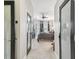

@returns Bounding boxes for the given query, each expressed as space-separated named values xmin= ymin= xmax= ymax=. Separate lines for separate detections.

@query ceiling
xmin=30 ymin=0 xmax=57 ymax=20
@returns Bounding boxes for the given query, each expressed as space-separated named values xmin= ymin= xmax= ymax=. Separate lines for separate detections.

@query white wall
xmin=14 ymin=0 xmax=20 ymax=59
xmin=20 ymin=0 xmax=33 ymax=59
xmin=54 ymin=0 xmax=64 ymax=59
xmin=43 ymin=20 xmax=54 ymax=32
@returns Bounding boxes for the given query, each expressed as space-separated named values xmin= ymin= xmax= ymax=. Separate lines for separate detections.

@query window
xmin=48 ymin=21 xmax=50 ymax=31
xmin=40 ymin=21 xmax=43 ymax=32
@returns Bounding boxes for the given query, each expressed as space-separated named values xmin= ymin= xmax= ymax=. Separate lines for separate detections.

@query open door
xmin=59 ymin=0 xmax=75 ymax=59
xmin=4 ymin=1 xmax=15 ymax=59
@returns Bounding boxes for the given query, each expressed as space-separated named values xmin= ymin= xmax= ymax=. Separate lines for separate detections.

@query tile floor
xmin=27 ymin=39 xmax=56 ymax=59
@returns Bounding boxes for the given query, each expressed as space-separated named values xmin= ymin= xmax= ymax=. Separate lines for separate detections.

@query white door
xmin=4 ymin=5 xmax=11 ymax=59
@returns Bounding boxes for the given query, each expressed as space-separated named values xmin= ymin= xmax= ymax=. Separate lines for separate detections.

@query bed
xmin=37 ymin=31 xmax=54 ymax=42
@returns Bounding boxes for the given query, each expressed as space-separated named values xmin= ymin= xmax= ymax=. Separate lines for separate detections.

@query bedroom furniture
xmin=37 ymin=31 xmax=54 ymax=42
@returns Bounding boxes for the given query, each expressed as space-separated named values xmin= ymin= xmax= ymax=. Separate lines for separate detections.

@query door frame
xmin=4 ymin=1 xmax=15 ymax=59
xmin=59 ymin=0 xmax=75 ymax=59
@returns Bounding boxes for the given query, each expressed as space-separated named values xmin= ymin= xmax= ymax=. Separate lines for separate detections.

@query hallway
xmin=27 ymin=39 xmax=56 ymax=59
xmin=4 ymin=0 xmax=75 ymax=59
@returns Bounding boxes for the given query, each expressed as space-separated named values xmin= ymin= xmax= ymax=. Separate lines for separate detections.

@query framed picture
xmin=27 ymin=13 xmax=32 ymax=55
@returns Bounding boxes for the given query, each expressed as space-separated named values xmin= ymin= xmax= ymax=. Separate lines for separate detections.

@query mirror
xmin=27 ymin=13 xmax=32 ymax=55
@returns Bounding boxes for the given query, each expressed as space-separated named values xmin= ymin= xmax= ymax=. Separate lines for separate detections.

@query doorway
xmin=59 ymin=0 xmax=75 ymax=59
xmin=4 ymin=1 xmax=15 ymax=59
